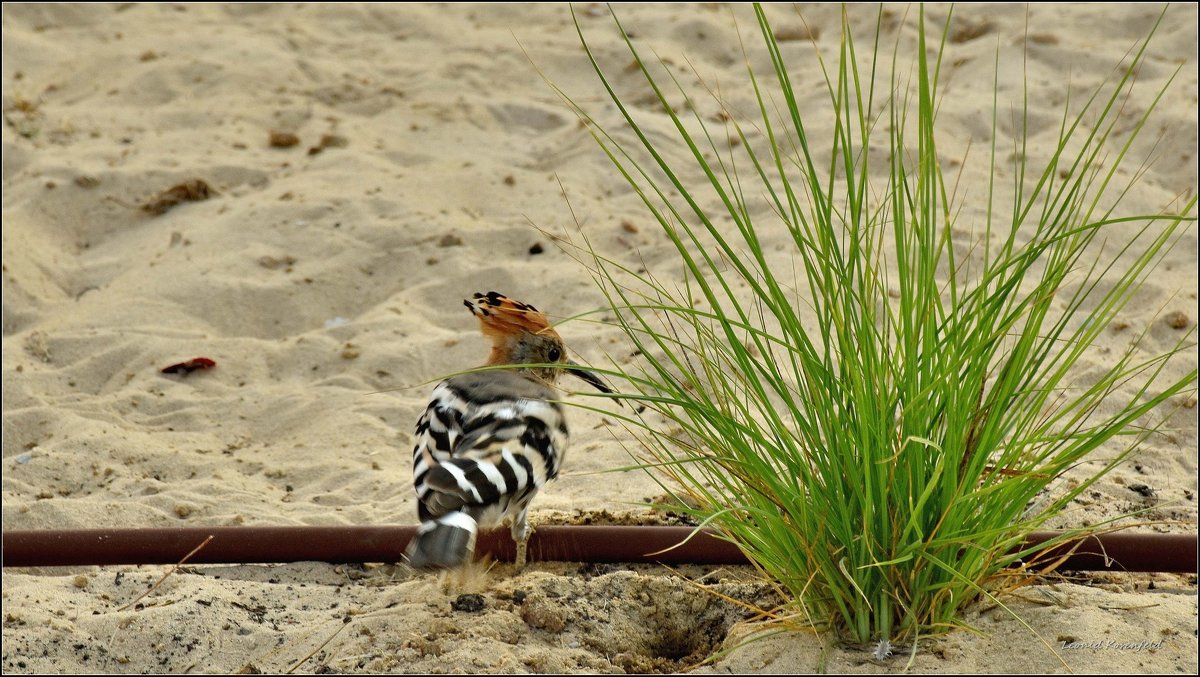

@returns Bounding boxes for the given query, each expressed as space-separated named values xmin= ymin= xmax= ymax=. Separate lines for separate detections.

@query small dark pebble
xmin=140 ymin=179 xmax=214 ymax=215
xmin=1165 ymin=311 xmax=1190 ymax=329
xmin=320 ymin=133 xmax=348 ymax=148
xmin=664 ymin=510 xmax=699 ymax=526
xmin=1129 ymin=483 xmax=1156 ymax=498
xmin=307 ymin=134 xmax=349 ymax=156
xmin=577 ymin=562 xmax=616 ymax=579
xmin=452 ymin=593 xmax=486 ymax=613
xmin=269 ymin=130 xmax=300 ymax=148
xmin=529 ymin=242 xmax=544 ymax=255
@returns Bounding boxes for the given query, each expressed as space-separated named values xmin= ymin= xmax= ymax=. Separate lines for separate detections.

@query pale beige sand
xmin=2 ymin=3 xmax=1195 ymax=674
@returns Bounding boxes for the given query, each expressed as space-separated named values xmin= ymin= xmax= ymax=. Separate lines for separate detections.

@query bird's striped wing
xmin=414 ymin=381 xmax=565 ymax=520
xmin=407 ymin=374 xmax=569 ymax=569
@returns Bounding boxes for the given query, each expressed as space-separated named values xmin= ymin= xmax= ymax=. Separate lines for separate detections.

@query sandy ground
xmin=2 ymin=3 xmax=1196 ymax=674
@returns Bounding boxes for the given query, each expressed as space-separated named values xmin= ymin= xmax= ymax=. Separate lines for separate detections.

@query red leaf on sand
xmin=161 ymin=357 xmax=217 ymax=376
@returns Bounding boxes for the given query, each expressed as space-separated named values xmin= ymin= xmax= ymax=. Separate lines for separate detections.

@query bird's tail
xmin=405 ymin=511 xmax=478 ymax=569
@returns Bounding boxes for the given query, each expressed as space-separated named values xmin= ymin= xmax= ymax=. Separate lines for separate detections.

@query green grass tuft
xmin=553 ymin=4 xmax=1196 ymax=647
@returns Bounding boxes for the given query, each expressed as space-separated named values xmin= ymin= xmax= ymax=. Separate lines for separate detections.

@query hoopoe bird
xmin=405 ymin=291 xmax=614 ymax=569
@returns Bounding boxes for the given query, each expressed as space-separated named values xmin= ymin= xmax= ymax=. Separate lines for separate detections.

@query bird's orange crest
xmin=463 ymin=291 xmax=560 ymax=341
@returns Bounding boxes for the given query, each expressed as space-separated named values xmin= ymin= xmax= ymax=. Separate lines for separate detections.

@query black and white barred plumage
xmin=404 ymin=292 xmax=612 ymax=569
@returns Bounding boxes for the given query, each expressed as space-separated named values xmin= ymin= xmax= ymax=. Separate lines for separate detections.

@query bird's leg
xmin=511 ymin=504 xmax=532 ymax=568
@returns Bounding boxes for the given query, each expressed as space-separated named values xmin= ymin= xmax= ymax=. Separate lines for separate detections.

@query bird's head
xmin=464 ymin=291 xmax=613 ymax=395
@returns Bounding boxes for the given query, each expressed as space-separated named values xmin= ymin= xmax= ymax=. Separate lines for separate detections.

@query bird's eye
xmin=548 ymin=347 xmax=561 ymax=362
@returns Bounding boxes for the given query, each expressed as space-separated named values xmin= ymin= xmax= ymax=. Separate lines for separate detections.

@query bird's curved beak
xmin=566 ymin=361 xmax=615 ymax=396
xmin=567 ymin=362 xmax=641 ymax=413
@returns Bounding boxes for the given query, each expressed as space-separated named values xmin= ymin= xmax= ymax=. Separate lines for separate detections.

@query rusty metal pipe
xmin=1019 ymin=531 xmax=1196 ymax=573
xmin=2 ymin=526 xmax=1194 ymax=572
